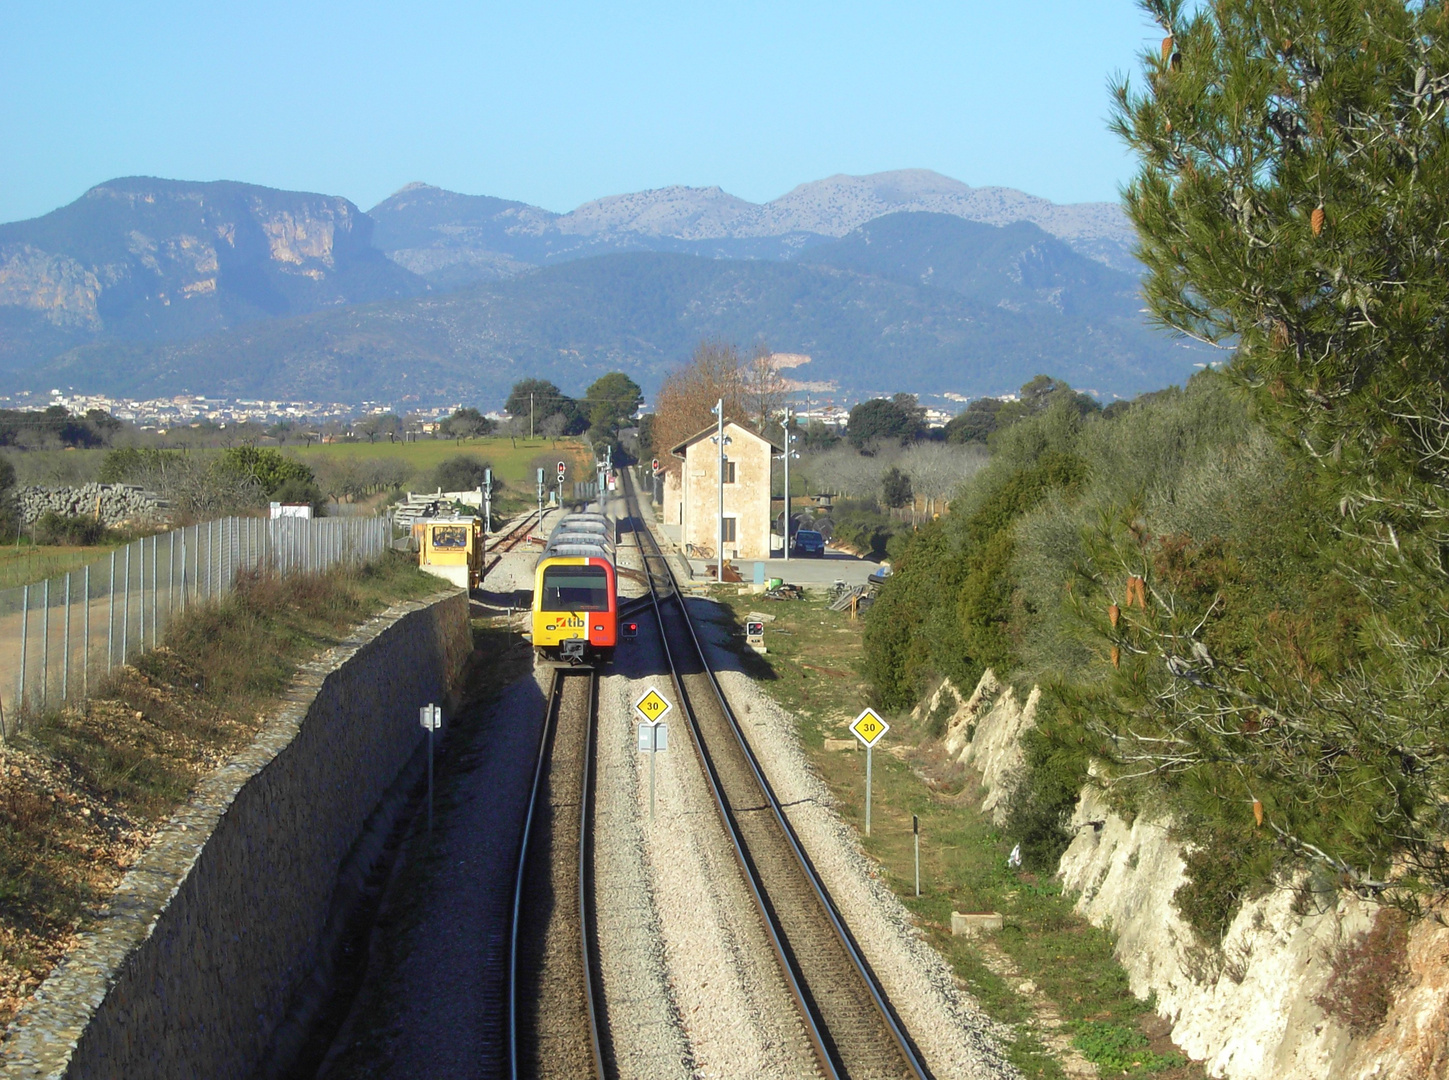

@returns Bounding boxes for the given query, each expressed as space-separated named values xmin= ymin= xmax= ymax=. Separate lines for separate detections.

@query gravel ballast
xmin=695 ymin=613 xmax=1018 ymax=1080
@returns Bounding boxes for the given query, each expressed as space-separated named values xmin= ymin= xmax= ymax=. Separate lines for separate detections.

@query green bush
xmin=32 ymin=512 xmax=110 ymax=547
xmin=1001 ymin=717 xmax=1092 ymax=871
xmin=433 ymin=455 xmax=492 ymax=493
xmin=214 ymin=447 xmax=315 ymax=496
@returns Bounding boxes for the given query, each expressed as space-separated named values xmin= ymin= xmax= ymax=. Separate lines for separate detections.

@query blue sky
xmin=0 ymin=1 xmax=1164 ymax=224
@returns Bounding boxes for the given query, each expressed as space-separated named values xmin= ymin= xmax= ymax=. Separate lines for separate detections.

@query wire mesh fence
xmin=0 ymin=514 xmax=391 ymax=737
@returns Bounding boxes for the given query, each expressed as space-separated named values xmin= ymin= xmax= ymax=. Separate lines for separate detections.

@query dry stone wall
xmin=0 ymin=590 xmax=471 ymax=1080
xmin=939 ymin=670 xmax=1449 ymax=1080
xmin=17 ymin=484 xmax=167 ymax=527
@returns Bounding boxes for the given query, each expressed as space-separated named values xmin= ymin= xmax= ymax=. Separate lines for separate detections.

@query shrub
xmin=1315 ymin=908 xmax=1410 ymax=1037
xmin=1171 ymin=822 xmax=1276 ymax=944
xmin=214 ymin=447 xmax=315 ymax=496
xmin=433 ymin=455 xmax=492 ymax=492
xmin=1001 ymin=719 xmax=1091 ymax=871
xmin=32 ymin=512 xmax=110 ymax=546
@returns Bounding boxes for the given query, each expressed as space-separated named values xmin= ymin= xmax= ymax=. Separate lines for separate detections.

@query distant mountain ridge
xmin=368 ymin=168 xmax=1140 ymax=287
xmin=17 ymin=211 xmax=1200 ymax=407
xmin=0 ymin=177 xmax=425 ymax=369
xmin=0 ymin=170 xmax=1169 ymax=406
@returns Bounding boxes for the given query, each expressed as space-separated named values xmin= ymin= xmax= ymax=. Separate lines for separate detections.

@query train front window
xmin=541 ymin=566 xmax=610 ymax=611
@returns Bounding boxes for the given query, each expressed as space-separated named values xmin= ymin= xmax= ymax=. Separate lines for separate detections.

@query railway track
xmin=620 ymin=473 xmax=931 ymax=1080
xmin=485 ymin=509 xmax=545 ymax=575
xmin=508 ymin=666 xmax=607 ymax=1080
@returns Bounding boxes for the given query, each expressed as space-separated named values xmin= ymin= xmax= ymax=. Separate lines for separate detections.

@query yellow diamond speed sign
xmin=851 ymin=708 xmax=889 ymax=748
xmin=634 ymin=688 xmax=672 ymax=723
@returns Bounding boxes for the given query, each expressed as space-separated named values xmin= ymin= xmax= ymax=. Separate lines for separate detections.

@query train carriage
xmin=532 ymin=512 xmax=618 ymax=664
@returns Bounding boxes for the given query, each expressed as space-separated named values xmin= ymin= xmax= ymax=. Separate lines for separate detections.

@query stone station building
xmin=664 ymin=420 xmax=781 ymax=561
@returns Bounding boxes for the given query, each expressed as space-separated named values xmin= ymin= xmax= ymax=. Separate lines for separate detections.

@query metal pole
xmin=151 ymin=533 xmax=157 ymax=645
xmin=865 ymin=745 xmax=873 ymax=838
xmin=121 ymin=545 xmax=130 ymax=664
xmin=138 ymin=535 xmax=145 ymax=648
xmin=649 ymin=734 xmax=657 ymax=822
xmin=41 ymin=578 xmax=48 ymax=709
xmin=63 ymin=572 xmax=70 ymax=702
xmin=19 ymin=585 xmax=27 ymax=715
xmin=914 ymin=814 xmax=920 ymax=896
xmin=716 ymin=398 xmax=724 ymax=583
xmin=180 ymin=529 xmax=187 ymax=614
xmin=83 ymin=565 xmax=90 ymax=699
xmin=169 ymin=531 xmax=175 ymax=619
xmin=783 ymin=407 xmax=791 ymax=563
xmin=107 ymin=551 xmax=115 ymax=671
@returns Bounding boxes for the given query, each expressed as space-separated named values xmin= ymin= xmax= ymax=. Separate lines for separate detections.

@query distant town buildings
xmin=0 ymin=390 xmax=462 ymax=430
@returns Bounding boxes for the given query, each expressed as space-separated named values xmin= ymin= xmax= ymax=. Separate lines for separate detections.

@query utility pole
xmin=712 ymin=398 xmax=725 ymax=583
xmin=530 ymin=393 xmax=534 ymax=440
xmin=783 ymin=406 xmax=791 ymax=563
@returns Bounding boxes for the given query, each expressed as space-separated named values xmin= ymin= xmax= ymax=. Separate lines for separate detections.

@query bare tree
xmin=900 ymin=442 xmax=987 ymax=516
xmin=540 ymin=412 xmax=567 ymax=444
xmin=652 ymin=340 xmax=749 ymax=476
xmin=742 ymin=345 xmax=789 ymax=435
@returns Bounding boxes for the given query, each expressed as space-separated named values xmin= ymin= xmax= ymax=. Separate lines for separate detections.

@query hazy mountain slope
xmin=21 ymin=220 xmax=1200 ymax=405
xmin=801 ymin=212 xmax=1136 ymax=316
xmin=366 ymin=169 xmax=1140 ymax=289
xmin=0 ymin=177 xmax=425 ymax=367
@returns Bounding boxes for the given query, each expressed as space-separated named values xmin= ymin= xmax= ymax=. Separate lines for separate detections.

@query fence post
xmin=138 ymin=536 xmax=145 ymax=649
xmin=41 ymin=578 xmax=49 ymax=710
xmin=180 ymin=529 xmax=187 ymax=614
xmin=107 ymin=551 xmax=115 ymax=672
xmin=121 ymin=545 xmax=130 ymax=665
xmin=151 ymin=533 xmax=158 ymax=647
xmin=169 ymin=530 xmax=175 ymax=620
xmin=19 ymin=585 xmax=28 ymax=718
xmin=63 ymin=571 xmax=70 ymax=703
xmin=83 ymin=565 xmax=90 ymax=699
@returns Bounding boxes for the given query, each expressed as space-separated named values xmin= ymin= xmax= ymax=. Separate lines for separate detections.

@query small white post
xmin=865 ymin=744 xmax=873 ymax=838
xmin=914 ymin=814 xmax=920 ymax=896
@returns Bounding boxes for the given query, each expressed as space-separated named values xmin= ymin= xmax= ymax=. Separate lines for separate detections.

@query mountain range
xmin=0 ymin=170 xmax=1195 ymax=406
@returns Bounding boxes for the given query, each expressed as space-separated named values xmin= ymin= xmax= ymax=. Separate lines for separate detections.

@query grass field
xmin=0 ymin=542 xmax=124 ymax=592
xmin=288 ymin=437 xmax=596 ymax=490
xmin=2 ymin=437 xmax=598 ymax=493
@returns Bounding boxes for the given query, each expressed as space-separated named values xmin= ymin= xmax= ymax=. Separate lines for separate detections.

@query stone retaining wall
xmin=17 ymin=484 xmax=167 ymax=527
xmin=0 ymin=589 xmax=471 ymax=1080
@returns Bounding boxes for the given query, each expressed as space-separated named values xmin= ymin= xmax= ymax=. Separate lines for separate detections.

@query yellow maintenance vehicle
xmin=415 ymin=515 xmax=485 ymax=590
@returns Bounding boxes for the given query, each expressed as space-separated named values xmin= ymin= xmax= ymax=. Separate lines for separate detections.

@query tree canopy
xmin=847 ymin=397 xmax=923 ymax=449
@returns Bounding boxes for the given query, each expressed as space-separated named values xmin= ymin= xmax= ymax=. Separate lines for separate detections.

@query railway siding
xmin=1 ymin=591 xmax=471 ymax=1080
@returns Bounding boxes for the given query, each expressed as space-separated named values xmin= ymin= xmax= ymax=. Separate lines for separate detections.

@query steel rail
xmin=623 ymin=470 xmax=931 ymax=1080
xmin=508 ymin=666 xmax=606 ymax=1080
xmin=485 ymin=508 xmax=545 ymax=575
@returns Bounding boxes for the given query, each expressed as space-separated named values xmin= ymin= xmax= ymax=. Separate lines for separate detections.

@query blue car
xmin=792 ymin=529 xmax=826 ymax=557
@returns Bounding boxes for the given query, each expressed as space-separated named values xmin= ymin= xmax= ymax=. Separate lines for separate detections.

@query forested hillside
xmin=863 ymin=0 xmax=1449 ymax=953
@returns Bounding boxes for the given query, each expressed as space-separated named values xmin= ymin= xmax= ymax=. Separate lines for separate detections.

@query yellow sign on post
xmin=851 ymin=708 xmax=889 ymax=748
xmin=851 ymin=707 xmax=889 ymax=837
xmin=635 ymin=688 xmax=672 ymax=724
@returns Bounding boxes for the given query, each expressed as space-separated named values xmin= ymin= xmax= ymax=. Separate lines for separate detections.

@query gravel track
xmin=514 ymin=669 xmax=599 ymax=1079
xmin=706 ymin=658 xmax=1017 ymax=1080
xmin=625 ymin=474 xmax=1014 ymax=1080
xmin=619 ymin=607 xmax=824 ymax=1080
xmin=658 ymin=589 xmax=920 ymax=1080
xmin=592 ymin=668 xmax=695 ymax=1080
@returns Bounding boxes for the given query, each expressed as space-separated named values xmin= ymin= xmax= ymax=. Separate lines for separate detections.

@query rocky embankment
xmin=921 ymin=672 xmax=1449 ymax=1080
xmin=17 ymin=483 xmax=166 ymax=527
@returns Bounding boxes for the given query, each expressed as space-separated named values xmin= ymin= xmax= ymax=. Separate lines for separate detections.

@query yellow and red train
xmin=531 ymin=512 xmax=618 ymax=664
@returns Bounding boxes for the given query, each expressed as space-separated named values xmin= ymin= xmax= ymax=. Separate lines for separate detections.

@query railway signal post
xmin=635 ymin=688 xmax=673 ymax=821
xmin=851 ymin=708 xmax=890 ymax=836
xmin=536 ymin=468 xmax=545 ymax=528
xmin=482 ymin=469 xmax=492 ymax=537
